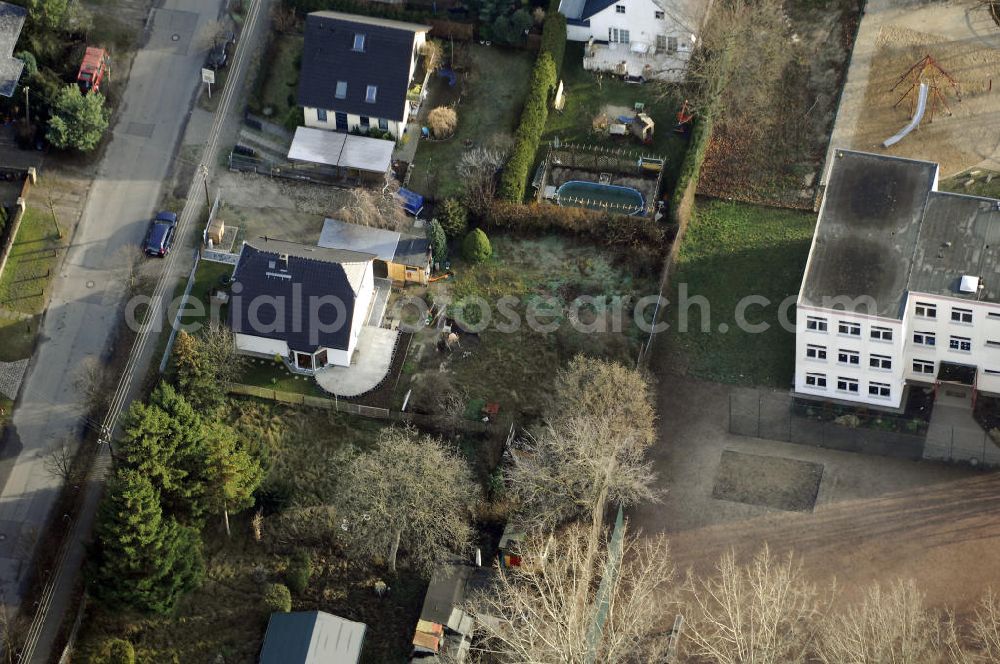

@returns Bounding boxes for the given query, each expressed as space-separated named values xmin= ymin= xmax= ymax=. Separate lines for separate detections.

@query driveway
xmin=0 ymin=1 xmax=224 ymax=612
xmin=632 ymin=374 xmax=1000 ymax=609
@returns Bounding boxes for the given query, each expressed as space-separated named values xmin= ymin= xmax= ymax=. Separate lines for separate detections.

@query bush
xmin=263 ymin=582 xmax=292 ymax=613
xmin=438 ymin=198 xmax=468 ymax=239
xmin=540 ymin=11 xmax=567 ymax=75
xmin=498 ymin=52 xmax=557 ymax=202
xmin=427 ymin=106 xmax=458 ymax=139
xmin=484 ymin=201 xmax=667 ymax=250
xmin=670 ymin=113 xmax=714 ymax=225
xmin=286 ymin=550 xmax=313 ymax=594
xmin=462 ymin=228 xmax=493 ymax=263
xmin=98 ymin=639 xmax=135 ymax=664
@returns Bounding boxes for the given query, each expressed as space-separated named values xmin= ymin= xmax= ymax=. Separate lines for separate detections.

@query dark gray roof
xmin=260 ymin=611 xmax=366 ymax=664
xmin=799 ymin=150 xmax=937 ymax=318
xmin=0 ymin=2 xmax=26 ymax=98
xmin=298 ymin=11 xmax=428 ymax=122
xmin=801 ymin=150 xmax=1000 ymax=318
xmin=229 ymin=238 xmax=375 ymax=353
xmin=394 ymin=235 xmax=430 ymax=268
xmin=420 ymin=562 xmax=494 ymax=632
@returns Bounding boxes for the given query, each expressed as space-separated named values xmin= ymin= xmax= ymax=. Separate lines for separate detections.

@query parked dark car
xmin=206 ymin=31 xmax=236 ymax=70
xmin=144 ymin=211 xmax=178 ymax=257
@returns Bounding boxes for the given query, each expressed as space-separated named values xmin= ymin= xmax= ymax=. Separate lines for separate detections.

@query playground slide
xmin=883 ymin=83 xmax=929 ymax=148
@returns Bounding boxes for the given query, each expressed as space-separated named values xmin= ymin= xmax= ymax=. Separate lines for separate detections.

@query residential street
xmin=0 ymin=0 xmax=222 ymax=616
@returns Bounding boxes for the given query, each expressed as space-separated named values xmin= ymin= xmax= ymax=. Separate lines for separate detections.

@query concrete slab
xmin=315 ymin=326 xmax=399 ymax=397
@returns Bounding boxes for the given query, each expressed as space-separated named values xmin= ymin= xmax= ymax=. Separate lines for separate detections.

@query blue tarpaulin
xmin=397 ymin=188 xmax=424 ymax=216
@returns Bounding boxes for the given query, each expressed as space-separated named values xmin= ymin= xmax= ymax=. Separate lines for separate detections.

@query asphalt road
xmin=0 ymin=0 xmax=223 ymax=614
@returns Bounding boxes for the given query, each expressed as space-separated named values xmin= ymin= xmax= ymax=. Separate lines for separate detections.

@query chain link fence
xmin=729 ymin=388 xmax=1000 ymax=467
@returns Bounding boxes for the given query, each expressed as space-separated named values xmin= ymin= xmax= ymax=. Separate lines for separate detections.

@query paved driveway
xmin=0 ymin=1 xmax=222 ymax=611
xmin=632 ymin=374 xmax=1000 ymax=609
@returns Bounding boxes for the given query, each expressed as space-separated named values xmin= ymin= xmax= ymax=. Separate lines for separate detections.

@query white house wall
xmin=304 ymin=107 xmax=404 ymax=138
xmin=569 ymin=0 xmax=695 ymax=54
xmin=794 ymin=307 xmax=906 ymax=409
xmin=235 ymin=333 xmax=289 ymax=359
xmin=346 ymin=261 xmax=376 ymax=358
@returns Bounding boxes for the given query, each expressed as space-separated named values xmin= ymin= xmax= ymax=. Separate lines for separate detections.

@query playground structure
xmin=890 ymin=54 xmax=960 ymax=124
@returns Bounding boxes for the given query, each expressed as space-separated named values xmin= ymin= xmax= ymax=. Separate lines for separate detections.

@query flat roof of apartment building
xmin=800 ymin=149 xmax=1000 ymax=318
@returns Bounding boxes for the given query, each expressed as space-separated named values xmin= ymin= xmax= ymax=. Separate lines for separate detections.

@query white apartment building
xmin=794 ymin=149 xmax=1000 ymax=412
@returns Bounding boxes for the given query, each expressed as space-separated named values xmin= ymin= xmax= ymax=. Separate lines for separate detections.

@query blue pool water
xmin=556 ymin=180 xmax=645 ymax=216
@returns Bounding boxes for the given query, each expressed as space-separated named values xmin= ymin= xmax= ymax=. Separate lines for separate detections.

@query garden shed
xmin=318 ymin=217 xmax=431 ymax=285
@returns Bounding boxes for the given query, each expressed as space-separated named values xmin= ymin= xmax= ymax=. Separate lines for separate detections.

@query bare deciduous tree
xmin=966 ymin=590 xmax=1000 ymax=662
xmin=75 ymin=356 xmax=111 ymax=418
xmin=335 ymin=427 xmax=479 ymax=573
xmin=507 ymin=356 xmax=658 ymax=536
xmin=43 ymin=437 xmax=77 ymax=482
xmin=336 ymin=188 xmax=409 ymax=231
xmin=682 ymin=546 xmax=824 ymax=664
xmin=816 ymin=580 xmax=952 ymax=664
xmin=467 ymin=522 xmax=674 ymax=663
xmin=457 ymin=141 xmax=510 ymax=215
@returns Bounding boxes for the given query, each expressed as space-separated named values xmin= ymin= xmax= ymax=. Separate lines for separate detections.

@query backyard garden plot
xmin=665 ymin=199 xmax=815 ymax=387
xmin=250 ymin=33 xmax=304 ymax=127
xmin=697 ymin=0 xmax=859 ymax=208
xmin=398 ymin=234 xmax=660 ymax=423
xmin=408 ymin=45 xmax=535 ymax=200
xmin=540 ymin=43 xmax=688 ymax=191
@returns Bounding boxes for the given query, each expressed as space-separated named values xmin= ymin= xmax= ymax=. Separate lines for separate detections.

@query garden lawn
xmin=401 ymin=234 xmax=660 ymax=422
xmin=0 ymin=206 xmax=63 ymax=316
xmin=541 ymin=43 xmax=689 ymax=190
xmin=236 ymin=358 xmax=327 ymax=397
xmin=666 ymin=199 xmax=815 ymax=387
xmin=408 ymin=45 xmax=535 ymax=199
xmin=252 ymin=34 xmax=303 ymax=122
xmin=175 ymin=259 xmax=235 ymax=330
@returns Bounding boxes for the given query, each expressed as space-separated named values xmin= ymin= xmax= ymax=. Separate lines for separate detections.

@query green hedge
xmin=540 ymin=12 xmax=567 ymax=75
xmin=485 ymin=201 xmax=667 ymax=249
xmin=498 ymin=52 xmax=557 ymax=202
xmin=669 ymin=113 xmax=713 ymax=225
xmin=283 ymin=0 xmax=446 ymax=23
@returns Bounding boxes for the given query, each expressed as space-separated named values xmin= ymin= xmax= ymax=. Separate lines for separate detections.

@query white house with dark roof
xmin=297 ymin=11 xmax=429 ymax=138
xmin=0 ymin=2 xmax=26 ymax=97
xmin=795 ymin=149 xmax=1000 ymax=413
xmin=558 ymin=0 xmax=707 ymax=81
xmin=228 ymin=237 xmax=376 ymax=372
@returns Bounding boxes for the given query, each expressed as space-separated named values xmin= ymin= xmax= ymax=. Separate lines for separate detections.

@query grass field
xmin=408 ymin=45 xmax=535 ymax=199
xmin=401 ymin=234 xmax=660 ymax=422
xmin=252 ymin=34 xmax=303 ymax=123
xmin=175 ymin=259 xmax=234 ymax=330
xmin=0 ymin=206 xmax=63 ymax=316
xmin=541 ymin=43 xmax=689 ymax=190
xmin=666 ymin=199 xmax=815 ymax=387
xmin=237 ymin=358 xmax=326 ymax=397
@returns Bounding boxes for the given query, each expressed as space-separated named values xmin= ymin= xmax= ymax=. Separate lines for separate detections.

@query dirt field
xmin=697 ymin=0 xmax=860 ymax=207
xmin=824 ymin=0 xmax=1000 ymax=181
xmin=633 ymin=373 xmax=1000 ymax=610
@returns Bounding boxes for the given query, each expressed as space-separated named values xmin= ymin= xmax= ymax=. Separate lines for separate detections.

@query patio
xmin=582 ymin=42 xmax=690 ymax=82
xmin=314 ymin=326 xmax=400 ymax=397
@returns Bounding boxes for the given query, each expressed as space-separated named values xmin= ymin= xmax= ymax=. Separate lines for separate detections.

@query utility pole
xmin=201 ymin=164 xmax=211 ymax=209
xmin=23 ymin=86 xmax=29 ymax=124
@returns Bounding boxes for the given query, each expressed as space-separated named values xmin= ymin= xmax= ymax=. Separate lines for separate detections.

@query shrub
xmin=427 ymin=106 xmax=458 ymax=139
xmin=438 ymin=198 xmax=468 ymax=239
xmin=484 ymin=201 xmax=667 ymax=250
xmin=100 ymin=639 xmax=135 ymax=664
xmin=540 ymin=11 xmax=567 ymax=75
xmin=46 ymin=85 xmax=109 ymax=152
xmin=427 ymin=219 xmax=448 ymax=265
xmin=286 ymin=550 xmax=313 ymax=594
xmin=263 ymin=582 xmax=292 ymax=613
xmin=669 ymin=113 xmax=714 ymax=225
xmin=462 ymin=228 xmax=493 ymax=263
xmin=498 ymin=52 xmax=557 ymax=202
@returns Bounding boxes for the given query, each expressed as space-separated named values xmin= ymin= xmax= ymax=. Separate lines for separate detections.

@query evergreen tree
xmin=203 ymin=421 xmax=263 ymax=536
xmin=462 ymin=228 xmax=493 ymax=263
xmin=173 ymin=330 xmax=219 ymax=412
xmin=427 ymin=220 xmax=448 ymax=266
xmin=46 ymin=85 xmax=109 ymax=152
xmin=438 ymin=198 xmax=469 ymax=239
xmin=91 ymin=469 xmax=204 ymax=614
xmin=117 ymin=382 xmax=208 ymax=521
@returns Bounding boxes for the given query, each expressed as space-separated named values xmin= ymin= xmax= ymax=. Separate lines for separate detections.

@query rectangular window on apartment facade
xmin=868 ymin=382 xmax=891 ymax=398
xmin=837 ymin=377 xmax=859 ymax=393
xmin=806 ymin=344 xmax=827 ymax=360
xmin=838 ymin=350 xmax=860 ymax=365
xmin=949 ymin=336 xmax=972 ymax=352
xmin=913 ymin=359 xmax=935 ymax=374
xmin=870 ymin=326 xmax=893 ymax=341
xmin=838 ymin=321 xmax=861 ymax=336
xmin=951 ymin=308 xmax=973 ymax=323
xmin=869 ymin=354 xmax=892 ymax=370
xmin=985 ymin=368 xmax=1000 ymax=376
xmin=805 ymin=373 xmax=827 ymax=388
xmin=806 ymin=316 xmax=828 ymax=332
xmin=913 ymin=332 xmax=936 ymax=346
xmin=915 ymin=302 xmax=937 ymax=318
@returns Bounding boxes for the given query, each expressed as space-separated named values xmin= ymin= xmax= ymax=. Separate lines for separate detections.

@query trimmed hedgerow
xmin=669 ymin=113 xmax=713 ymax=225
xmin=498 ymin=52 xmax=557 ymax=203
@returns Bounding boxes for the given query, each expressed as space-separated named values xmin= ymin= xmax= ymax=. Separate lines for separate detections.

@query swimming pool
xmin=556 ymin=180 xmax=645 ymax=216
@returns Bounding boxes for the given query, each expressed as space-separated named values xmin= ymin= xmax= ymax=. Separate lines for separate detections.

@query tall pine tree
xmin=203 ymin=421 xmax=263 ymax=536
xmin=90 ymin=469 xmax=204 ymax=614
xmin=117 ymin=382 xmax=209 ymax=521
xmin=172 ymin=330 xmax=220 ymax=412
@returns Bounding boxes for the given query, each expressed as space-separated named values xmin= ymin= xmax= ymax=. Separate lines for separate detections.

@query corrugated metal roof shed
xmin=288 ymin=127 xmax=394 ymax=175
xmin=260 ymin=611 xmax=367 ymax=664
